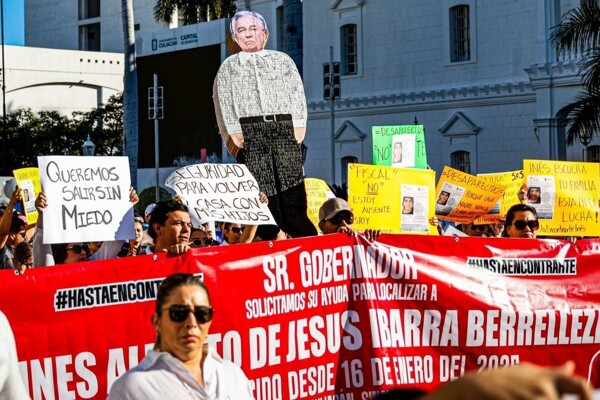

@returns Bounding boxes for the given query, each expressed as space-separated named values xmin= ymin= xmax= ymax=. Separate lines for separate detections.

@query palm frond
xmin=556 ymin=90 xmax=600 ymax=145
xmin=154 ymin=0 xmax=179 ymax=24
xmin=550 ymin=0 xmax=600 ymax=53
xmin=580 ymin=48 xmax=600 ymax=92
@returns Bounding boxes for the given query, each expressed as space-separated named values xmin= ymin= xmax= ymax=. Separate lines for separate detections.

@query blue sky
xmin=1 ymin=0 xmax=24 ymax=45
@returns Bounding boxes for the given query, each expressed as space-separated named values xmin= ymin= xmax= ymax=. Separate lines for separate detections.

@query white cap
xmin=144 ymin=203 xmax=156 ymax=217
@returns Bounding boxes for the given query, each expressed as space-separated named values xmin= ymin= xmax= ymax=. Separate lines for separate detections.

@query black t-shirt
xmin=0 ymin=245 xmax=15 ymax=270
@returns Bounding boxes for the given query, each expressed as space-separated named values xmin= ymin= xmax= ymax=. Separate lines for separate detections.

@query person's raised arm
xmin=0 ymin=187 xmax=22 ymax=250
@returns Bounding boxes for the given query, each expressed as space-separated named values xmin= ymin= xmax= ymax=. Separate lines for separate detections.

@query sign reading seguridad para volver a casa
xmin=2 ymin=235 xmax=600 ymax=399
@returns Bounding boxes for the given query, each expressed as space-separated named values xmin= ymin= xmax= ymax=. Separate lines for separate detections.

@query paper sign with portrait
xmin=473 ymin=170 xmax=524 ymax=224
xmin=305 ymin=178 xmax=335 ymax=229
xmin=524 ymin=159 xmax=600 ymax=237
xmin=372 ymin=125 xmax=427 ymax=169
xmin=13 ymin=167 xmax=41 ymax=226
xmin=165 ymin=163 xmax=276 ymax=227
xmin=348 ymin=163 xmax=437 ymax=234
xmin=434 ymin=166 xmax=505 ymax=224
xmin=38 ymin=156 xmax=135 ymax=244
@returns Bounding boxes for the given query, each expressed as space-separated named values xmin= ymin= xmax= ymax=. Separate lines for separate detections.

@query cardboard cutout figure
xmin=213 ymin=11 xmax=317 ymax=238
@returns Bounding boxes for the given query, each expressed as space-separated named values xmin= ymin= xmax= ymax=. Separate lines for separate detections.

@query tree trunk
xmin=121 ymin=0 xmax=139 ymax=188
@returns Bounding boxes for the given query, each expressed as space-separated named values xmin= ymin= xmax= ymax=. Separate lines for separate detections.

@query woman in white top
xmin=108 ymin=273 xmax=254 ymax=400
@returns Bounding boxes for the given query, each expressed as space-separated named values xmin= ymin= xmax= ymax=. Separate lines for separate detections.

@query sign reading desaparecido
xmin=38 ymin=156 xmax=135 ymax=244
xmin=165 ymin=163 xmax=276 ymax=227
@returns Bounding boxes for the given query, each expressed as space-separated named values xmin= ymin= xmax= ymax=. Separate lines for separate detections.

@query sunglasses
xmin=164 ymin=304 xmax=214 ymax=324
xmin=190 ymin=238 xmax=218 ymax=248
xmin=510 ymin=220 xmax=539 ymax=231
xmin=227 ymin=227 xmax=243 ymax=234
xmin=66 ymin=244 xmax=87 ymax=253
xmin=328 ymin=213 xmax=354 ymax=225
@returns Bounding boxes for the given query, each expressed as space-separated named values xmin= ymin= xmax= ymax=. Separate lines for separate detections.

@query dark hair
xmin=14 ymin=242 xmax=32 ymax=264
xmin=503 ymin=204 xmax=538 ymax=236
xmin=50 ymin=244 xmax=69 ymax=264
xmin=155 ymin=273 xmax=211 ymax=314
xmin=9 ymin=215 xmax=26 ymax=234
xmin=147 ymin=200 xmax=189 ymax=240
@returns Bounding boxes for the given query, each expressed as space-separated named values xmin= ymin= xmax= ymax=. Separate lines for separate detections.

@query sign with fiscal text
xmin=348 ymin=163 xmax=437 ymax=234
xmin=38 ymin=156 xmax=135 ymax=244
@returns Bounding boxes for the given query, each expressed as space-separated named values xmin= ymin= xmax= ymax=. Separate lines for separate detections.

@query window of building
xmin=451 ymin=151 xmax=471 ymax=173
xmin=79 ymin=23 xmax=101 ymax=51
xmin=341 ymin=155 xmax=358 ymax=184
xmin=587 ymin=145 xmax=600 ymax=162
xmin=277 ymin=6 xmax=285 ymax=51
xmin=79 ymin=0 xmax=100 ymax=20
xmin=340 ymin=24 xmax=357 ymax=75
xmin=134 ymin=23 xmax=141 ymax=31
xmin=450 ymin=5 xmax=470 ymax=62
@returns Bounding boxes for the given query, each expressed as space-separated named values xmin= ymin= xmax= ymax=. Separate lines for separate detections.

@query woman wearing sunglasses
xmin=109 ymin=273 xmax=253 ymax=399
xmin=503 ymin=204 xmax=539 ymax=239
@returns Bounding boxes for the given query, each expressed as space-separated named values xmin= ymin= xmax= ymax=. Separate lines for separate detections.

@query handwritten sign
xmin=38 ymin=156 xmax=134 ymax=244
xmin=435 ymin=166 xmax=505 ymax=224
xmin=524 ymin=159 xmax=600 ymax=237
xmin=474 ymin=170 xmax=524 ymax=224
xmin=372 ymin=125 xmax=427 ymax=169
xmin=305 ymin=178 xmax=335 ymax=229
xmin=13 ymin=167 xmax=41 ymax=226
xmin=348 ymin=163 xmax=437 ymax=234
xmin=165 ymin=163 xmax=276 ymax=227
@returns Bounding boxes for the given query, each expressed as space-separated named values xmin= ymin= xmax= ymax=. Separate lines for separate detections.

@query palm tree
xmin=121 ymin=0 xmax=139 ymax=188
xmin=154 ymin=0 xmax=235 ymax=25
xmin=551 ymin=0 xmax=600 ymax=146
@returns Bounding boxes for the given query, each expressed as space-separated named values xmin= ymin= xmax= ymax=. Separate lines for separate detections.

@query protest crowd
xmin=1 ymin=9 xmax=600 ymax=400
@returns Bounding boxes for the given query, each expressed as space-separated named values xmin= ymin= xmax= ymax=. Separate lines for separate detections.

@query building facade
xmin=238 ymin=0 xmax=598 ymax=186
xmin=25 ymin=0 xmax=172 ymax=53
xmin=1 ymin=45 xmax=123 ymax=115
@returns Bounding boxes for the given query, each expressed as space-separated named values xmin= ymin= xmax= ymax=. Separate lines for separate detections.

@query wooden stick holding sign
xmin=165 ymin=163 xmax=276 ymax=228
xmin=37 ymin=156 xmax=135 ymax=244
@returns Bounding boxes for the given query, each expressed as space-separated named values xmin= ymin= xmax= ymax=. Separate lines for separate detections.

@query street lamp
xmin=82 ymin=134 xmax=96 ymax=156
xmin=579 ymin=131 xmax=593 ymax=161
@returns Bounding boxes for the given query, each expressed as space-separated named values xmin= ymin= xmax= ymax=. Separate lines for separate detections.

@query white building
xmin=1 ymin=45 xmax=123 ymax=115
xmin=25 ymin=0 xmax=173 ymax=53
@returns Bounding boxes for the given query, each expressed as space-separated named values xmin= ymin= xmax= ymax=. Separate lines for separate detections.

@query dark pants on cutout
xmin=237 ymin=116 xmax=317 ymax=238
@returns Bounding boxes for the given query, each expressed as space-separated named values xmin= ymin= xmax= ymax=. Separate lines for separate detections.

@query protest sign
xmin=165 ymin=163 xmax=276 ymax=227
xmin=13 ymin=167 xmax=41 ymax=226
xmin=372 ymin=125 xmax=427 ymax=169
xmin=473 ymin=170 xmax=524 ymax=224
xmin=434 ymin=166 xmax=505 ymax=224
xmin=305 ymin=178 xmax=335 ymax=229
xmin=2 ymin=235 xmax=600 ymax=399
xmin=37 ymin=156 xmax=134 ymax=244
xmin=348 ymin=163 xmax=437 ymax=234
xmin=524 ymin=159 xmax=600 ymax=237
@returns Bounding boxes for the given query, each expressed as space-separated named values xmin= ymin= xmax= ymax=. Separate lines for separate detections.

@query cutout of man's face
xmin=233 ymin=15 xmax=267 ymax=53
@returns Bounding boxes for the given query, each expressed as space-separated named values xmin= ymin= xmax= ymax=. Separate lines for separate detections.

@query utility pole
xmin=1 ymin=0 xmax=6 ymax=176
xmin=323 ymin=46 xmax=340 ymax=184
xmin=148 ymin=74 xmax=164 ymax=202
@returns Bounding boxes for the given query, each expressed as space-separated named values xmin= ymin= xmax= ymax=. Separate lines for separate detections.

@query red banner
xmin=1 ymin=234 xmax=600 ymax=399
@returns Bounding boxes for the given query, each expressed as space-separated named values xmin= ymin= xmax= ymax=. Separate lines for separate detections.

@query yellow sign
xmin=348 ymin=163 xmax=437 ymax=235
xmin=523 ymin=159 xmax=600 ymax=237
xmin=434 ymin=166 xmax=505 ymax=224
xmin=13 ymin=167 xmax=41 ymax=226
xmin=304 ymin=178 xmax=335 ymax=230
xmin=474 ymin=170 xmax=524 ymax=224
